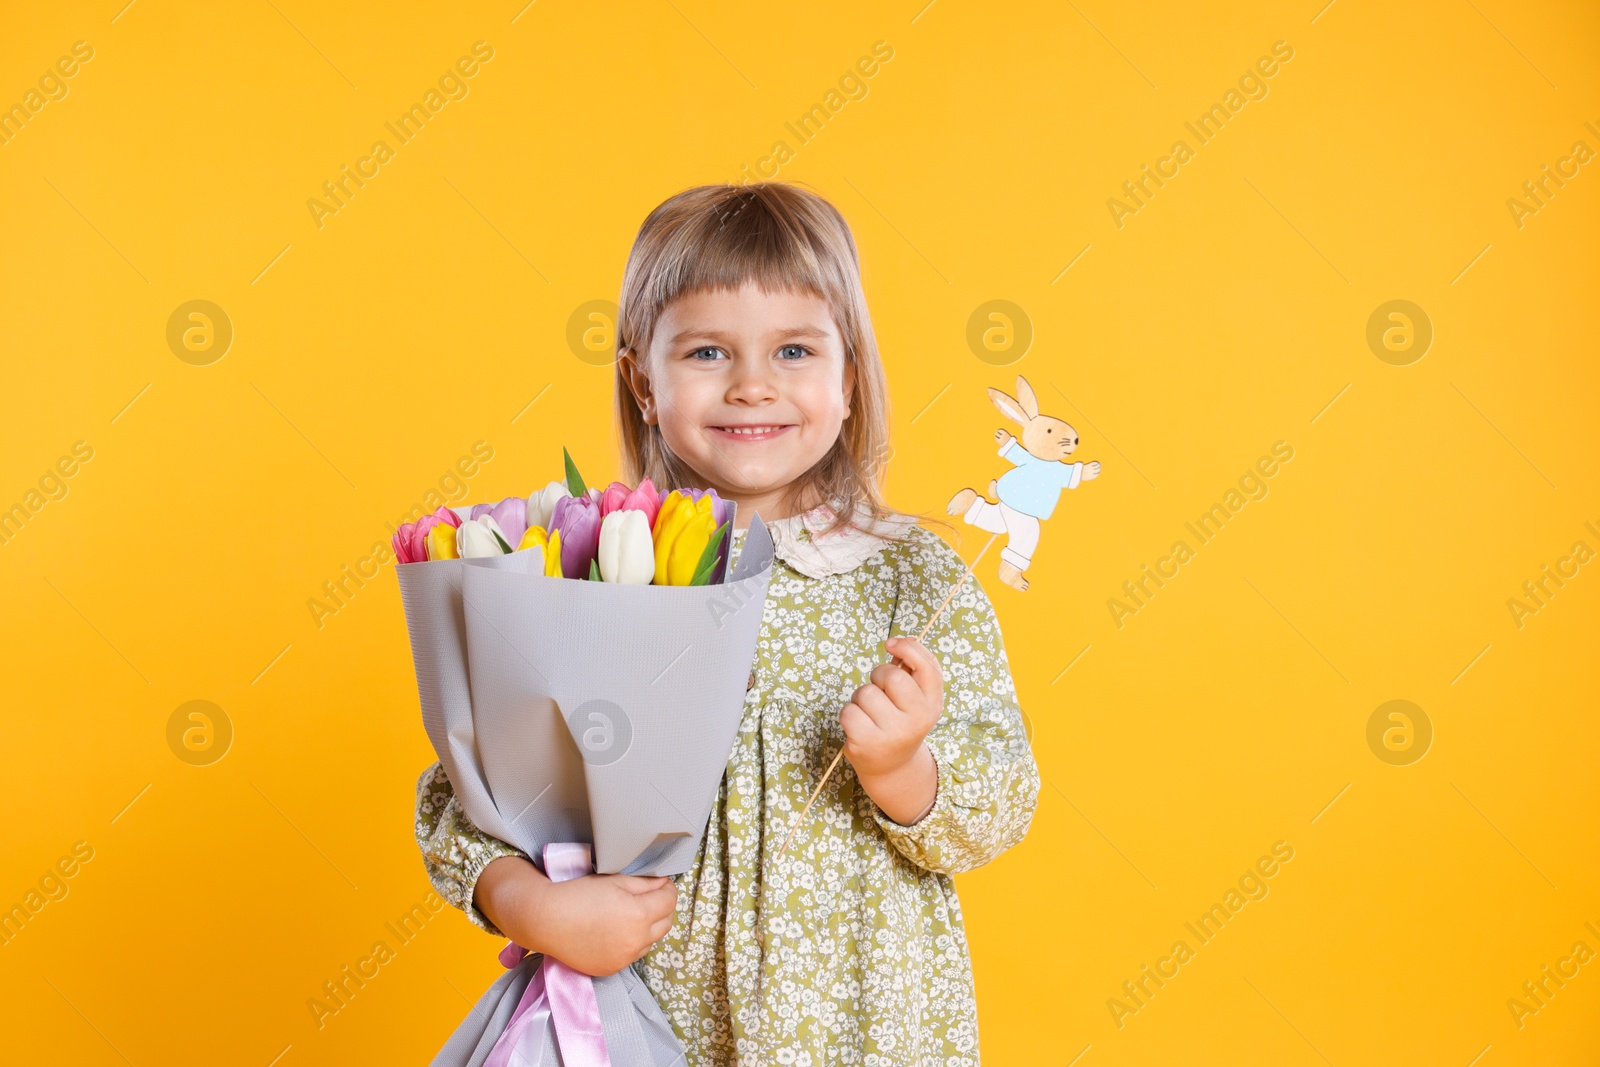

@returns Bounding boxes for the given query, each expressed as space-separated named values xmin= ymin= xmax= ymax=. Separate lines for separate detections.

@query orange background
xmin=1 ymin=1 xmax=1597 ymax=1064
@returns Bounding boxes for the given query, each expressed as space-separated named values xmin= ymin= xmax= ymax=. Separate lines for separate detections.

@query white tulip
xmin=527 ymin=480 xmax=570 ymax=534
xmin=597 ymin=509 xmax=655 ymax=584
xmin=458 ymin=515 xmax=513 ymax=558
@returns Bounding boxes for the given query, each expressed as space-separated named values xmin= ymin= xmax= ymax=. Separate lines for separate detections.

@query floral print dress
xmin=415 ymin=502 xmax=1040 ymax=1066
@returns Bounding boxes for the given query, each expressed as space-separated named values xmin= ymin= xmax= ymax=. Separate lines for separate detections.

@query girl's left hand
xmin=840 ymin=635 xmax=944 ymax=780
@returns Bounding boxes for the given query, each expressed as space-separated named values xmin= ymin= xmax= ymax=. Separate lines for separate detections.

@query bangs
xmin=620 ymin=185 xmax=859 ymax=359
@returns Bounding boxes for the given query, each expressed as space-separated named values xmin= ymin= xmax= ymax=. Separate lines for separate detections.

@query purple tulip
xmin=550 ymin=492 xmax=602 ymax=579
xmin=486 ymin=496 xmax=528 ymax=548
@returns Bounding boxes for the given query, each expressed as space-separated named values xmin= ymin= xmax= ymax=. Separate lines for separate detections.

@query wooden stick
xmin=775 ymin=532 xmax=1001 ymax=860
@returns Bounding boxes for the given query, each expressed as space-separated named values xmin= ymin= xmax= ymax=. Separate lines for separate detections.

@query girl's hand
xmin=840 ymin=636 xmax=944 ymax=823
xmin=476 ymin=857 xmax=677 ymax=977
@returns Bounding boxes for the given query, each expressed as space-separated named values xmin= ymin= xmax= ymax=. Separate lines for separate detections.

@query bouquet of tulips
xmin=394 ymin=451 xmax=775 ymax=1067
xmin=392 ymin=449 xmax=733 ymax=587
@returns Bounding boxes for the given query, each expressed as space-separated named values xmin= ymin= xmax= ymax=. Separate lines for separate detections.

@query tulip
xmin=598 ymin=481 xmax=630 ymax=518
xmin=426 ymin=523 xmax=460 ymax=560
xmin=393 ymin=525 xmax=420 ymax=564
xmin=516 ymin=524 xmax=549 ymax=573
xmin=527 ymin=480 xmax=570 ymax=534
xmin=597 ymin=509 xmax=655 ymax=584
xmin=457 ymin=514 xmax=513 ymax=558
xmin=497 ymin=497 xmax=529 ymax=546
xmin=651 ymin=491 xmax=690 ymax=582
xmin=627 ymin=478 xmax=663 ymax=528
xmin=543 ymin=528 xmax=564 ymax=578
xmin=652 ymin=490 xmax=720 ymax=586
xmin=476 ymin=496 xmax=528 ymax=548
xmin=681 ymin=487 xmax=729 ymax=583
xmin=394 ymin=506 xmax=463 ymax=563
xmin=550 ymin=492 xmax=602 ymax=580
xmin=600 ymin=479 xmax=662 ymax=527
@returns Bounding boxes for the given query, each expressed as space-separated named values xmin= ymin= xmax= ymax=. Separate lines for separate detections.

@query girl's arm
xmin=869 ymin=529 xmax=1042 ymax=875
xmin=415 ymin=762 xmax=527 ymax=935
xmin=415 ymin=762 xmax=678 ymax=975
xmin=473 ymin=855 xmax=677 ymax=976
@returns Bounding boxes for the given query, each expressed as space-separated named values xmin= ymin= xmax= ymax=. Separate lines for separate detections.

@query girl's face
xmin=622 ymin=282 xmax=855 ymax=522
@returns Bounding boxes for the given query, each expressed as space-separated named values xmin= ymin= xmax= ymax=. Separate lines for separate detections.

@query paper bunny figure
xmin=946 ymin=375 xmax=1100 ymax=591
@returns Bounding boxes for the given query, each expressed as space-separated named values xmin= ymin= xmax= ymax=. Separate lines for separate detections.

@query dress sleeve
xmin=868 ymin=528 xmax=1042 ymax=875
xmin=415 ymin=761 xmax=530 ymax=937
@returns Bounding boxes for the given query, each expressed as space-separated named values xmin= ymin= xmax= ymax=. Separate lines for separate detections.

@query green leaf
xmin=688 ymin=520 xmax=730 ymax=586
xmin=492 ymin=529 xmax=514 ymax=554
xmin=589 ymin=558 xmax=601 ymax=582
xmin=563 ymin=446 xmax=588 ymax=498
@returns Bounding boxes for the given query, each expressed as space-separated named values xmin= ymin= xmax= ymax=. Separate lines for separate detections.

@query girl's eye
xmin=688 ymin=347 xmax=725 ymax=361
xmin=777 ymin=344 xmax=811 ymax=360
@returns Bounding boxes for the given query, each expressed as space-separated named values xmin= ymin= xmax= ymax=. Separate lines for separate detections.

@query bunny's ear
xmin=1014 ymin=376 xmax=1039 ymax=418
xmin=988 ymin=387 xmax=1028 ymax=425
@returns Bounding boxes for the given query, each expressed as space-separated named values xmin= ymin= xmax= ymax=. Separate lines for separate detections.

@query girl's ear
xmin=619 ymin=349 xmax=658 ymax=425
xmin=841 ymin=359 xmax=856 ymax=419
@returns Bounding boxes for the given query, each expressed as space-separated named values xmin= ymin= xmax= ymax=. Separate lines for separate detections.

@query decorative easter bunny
xmin=947 ymin=375 xmax=1100 ymax=591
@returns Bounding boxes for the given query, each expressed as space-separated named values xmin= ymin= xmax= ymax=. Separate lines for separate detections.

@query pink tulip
xmin=392 ymin=522 xmax=418 ymax=563
xmin=621 ymin=478 xmax=661 ymax=528
xmin=414 ymin=507 xmax=464 ymax=562
xmin=394 ymin=506 xmax=462 ymax=564
xmin=550 ymin=492 xmax=602 ymax=579
xmin=598 ymin=478 xmax=661 ymax=529
xmin=598 ymin=481 xmax=630 ymax=518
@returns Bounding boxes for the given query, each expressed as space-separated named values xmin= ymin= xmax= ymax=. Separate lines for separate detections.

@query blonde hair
xmin=613 ymin=182 xmax=906 ymax=539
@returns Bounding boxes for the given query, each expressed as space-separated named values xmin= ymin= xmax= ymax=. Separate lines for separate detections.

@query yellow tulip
xmin=652 ymin=490 xmax=718 ymax=586
xmin=651 ymin=493 xmax=682 ymax=581
xmin=543 ymin=528 xmax=564 ymax=578
xmin=653 ymin=491 xmax=684 ymax=534
xmin=674 ymin=509 xmax=717 ymax=586
xmin=652 ymin=492 xmax=691 ymax=584
xmin=426 ymin=524 xmax=459 ymax=560
xmin=513 ymin=525 xmax=555 ymax=575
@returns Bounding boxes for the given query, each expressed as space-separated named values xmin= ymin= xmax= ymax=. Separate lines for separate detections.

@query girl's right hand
xmin=475 ymin=856 xmax=678 ymax=976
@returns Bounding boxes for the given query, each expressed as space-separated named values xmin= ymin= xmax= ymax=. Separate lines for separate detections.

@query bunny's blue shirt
xmin=997 ymin=438 xmax=1083 ymax=519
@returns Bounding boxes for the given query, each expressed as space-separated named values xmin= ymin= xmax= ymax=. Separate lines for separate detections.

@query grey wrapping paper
xmin=428 ymin=956 xmax=682 ymax=1067
xmin=401 ymin=507 xmax=773 ymax=1065
xmin=397 ymin=506 xmax=775 ymax=875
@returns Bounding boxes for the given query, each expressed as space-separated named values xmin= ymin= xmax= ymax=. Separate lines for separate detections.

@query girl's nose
xmin=726 ymin=355 xmax=778 ymax=403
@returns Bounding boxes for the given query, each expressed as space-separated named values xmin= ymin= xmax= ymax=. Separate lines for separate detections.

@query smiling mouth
xmin=709 ymin=424 xmax=793 ymax=440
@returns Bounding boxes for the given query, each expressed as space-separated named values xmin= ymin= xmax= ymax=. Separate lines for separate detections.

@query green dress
xmin=414 ymin=505 xmax=1040 ymax=1066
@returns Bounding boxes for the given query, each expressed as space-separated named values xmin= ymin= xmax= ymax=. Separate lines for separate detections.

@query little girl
xmin=415 ymin=182 xmax=1040 ymax=1066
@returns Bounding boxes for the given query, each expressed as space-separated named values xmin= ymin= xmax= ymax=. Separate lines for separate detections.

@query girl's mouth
xmin=708 ymin=424 xmax=794 ymax=442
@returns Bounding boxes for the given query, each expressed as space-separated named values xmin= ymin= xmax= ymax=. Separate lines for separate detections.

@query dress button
xmin=747 ymin=670 xmax=756 ymax=690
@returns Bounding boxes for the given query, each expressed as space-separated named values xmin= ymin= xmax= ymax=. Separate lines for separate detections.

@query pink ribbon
xmin=484 ymin=843 xmax=612 ymax=1067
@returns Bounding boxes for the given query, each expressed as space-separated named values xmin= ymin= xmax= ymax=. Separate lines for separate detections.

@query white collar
xmin=735 ymin=500 xmax=919 ymax=580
